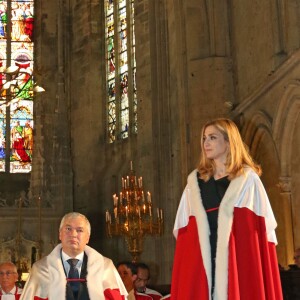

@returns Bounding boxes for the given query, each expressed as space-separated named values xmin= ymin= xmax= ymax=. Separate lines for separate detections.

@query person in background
xmin=0 ymin=262 xmax=22 ymax=299
xmin=288 ymin=247 xmax=300 ymax=270
xmin=117 ymin=262 xmax=151 ymax=300
xmin=294 ymin=248 xmax=300 ymax=268
xmin=20 ymin=212 xmax=127 ymax=300
xmin=134 ymin=263 xmax=162 ymax=300
xmin=117 ymin=261 xmax=137 ymax=300
xmin=171 ymin=118 xmax=283 ymax=300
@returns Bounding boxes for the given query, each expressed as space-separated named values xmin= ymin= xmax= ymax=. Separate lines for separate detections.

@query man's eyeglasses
xmin=0 ymin=271 xmax=17 ymax=277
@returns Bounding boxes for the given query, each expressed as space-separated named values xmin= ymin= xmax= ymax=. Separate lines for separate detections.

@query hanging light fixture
xmin=105 ymin=161 xmax=163 ymax=262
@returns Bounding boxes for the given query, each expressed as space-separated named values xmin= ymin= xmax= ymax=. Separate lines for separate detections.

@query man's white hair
xmin=59 ymin=212 xmax=91 ymax=235
xmin=0 ymin=261 xmax=18 ymax=273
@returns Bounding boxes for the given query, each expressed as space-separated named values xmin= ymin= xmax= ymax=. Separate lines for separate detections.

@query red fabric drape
xmin=228 ymin=208 xmax=283 ymax=300
xmin=171 ymin=216 xmax=209 ymax=300
xmin=104 ymin=288 xmax=126 ymax=300
xmin=171 ymin=209 xmax=283 ymax=300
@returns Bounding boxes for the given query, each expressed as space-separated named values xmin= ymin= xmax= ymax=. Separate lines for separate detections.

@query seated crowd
xmin=0 ymin=212 xmax=169 ymax=300
xmin=0 ymin=211 xmax=298 ymax=300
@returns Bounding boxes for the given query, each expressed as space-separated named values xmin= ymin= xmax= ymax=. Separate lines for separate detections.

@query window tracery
xmin=105 ymin=0 xmax=137 ymax=143
xmin=0 ymin=0 xmax=34 ymax=173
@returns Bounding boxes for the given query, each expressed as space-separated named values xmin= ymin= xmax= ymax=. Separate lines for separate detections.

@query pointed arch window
xmin=0 ymin=0 xmax=34 ymax=173
xmin=105 ymin=0 xmax=137 ymax=143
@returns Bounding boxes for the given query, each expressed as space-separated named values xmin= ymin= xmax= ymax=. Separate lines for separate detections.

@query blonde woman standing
xmin=171 ymin=118 xmax=283 ymax=300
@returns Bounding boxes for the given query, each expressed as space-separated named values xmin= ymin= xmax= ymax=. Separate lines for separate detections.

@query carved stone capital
xmin=278 ymin=176 xmax=291 ymax=193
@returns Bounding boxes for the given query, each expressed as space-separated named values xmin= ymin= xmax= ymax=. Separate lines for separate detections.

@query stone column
xmin=278 ymin=176 xmax=295 ymax=267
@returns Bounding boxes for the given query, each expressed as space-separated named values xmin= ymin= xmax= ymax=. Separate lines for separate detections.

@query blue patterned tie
xmin=67 ymin=258 xmax=80 ymax=294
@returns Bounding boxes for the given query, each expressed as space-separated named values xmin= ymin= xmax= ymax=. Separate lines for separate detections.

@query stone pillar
xmin=278 ymin=176 xmax=295 ymax=267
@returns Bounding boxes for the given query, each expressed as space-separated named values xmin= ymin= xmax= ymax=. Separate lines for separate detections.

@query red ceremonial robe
xmin=134 ymin=288 xmax=162 ymax=300
xmin=0 ymin=286 xmax=22 ymax=300
xmin=20 ymin=244 xmax=127 ymax=300
xmin=135 ymin=291 xmax=154 ymax=300
xmin=171 ymin=168 xmax=283 ymax=300
xmin=144 ymin=288 xmax=162 ymax=300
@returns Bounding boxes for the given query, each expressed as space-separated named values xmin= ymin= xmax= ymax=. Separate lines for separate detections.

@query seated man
xmin=117 ymin=261 xmax=137 ymax=300
xmin=117 ymin=262 xmax=151 ymax=300
xmin=134 ymin=263 xmax=162 ymax=300
xmin=20 ymin=212 xmax=127 ymax=300
xmin=0 ymin=262 xmax=22 ymax=299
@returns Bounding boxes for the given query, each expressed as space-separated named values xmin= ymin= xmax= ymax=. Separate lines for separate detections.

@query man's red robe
xmin=171 ymin=168 xmax=283 ymax=300
xmin=0 ymin=286 xmax=22 ymax=300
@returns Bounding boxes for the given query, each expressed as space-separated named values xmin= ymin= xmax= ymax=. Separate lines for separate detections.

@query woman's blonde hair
xmin=198 ymin=118 xmax=261 ymax=181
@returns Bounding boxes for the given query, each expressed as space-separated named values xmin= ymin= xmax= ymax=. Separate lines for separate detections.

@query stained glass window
xmin=105 ymin=0 xmax=137 ymax=143
xmin=0 ymin=0 xmax=34 ymax=173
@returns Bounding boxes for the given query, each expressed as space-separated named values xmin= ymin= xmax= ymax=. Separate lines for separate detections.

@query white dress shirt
xmin=61 ymin=250 xmax=84 ymax=277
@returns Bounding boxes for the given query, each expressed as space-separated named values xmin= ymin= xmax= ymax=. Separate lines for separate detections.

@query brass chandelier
xmin=106 ymin=161 xmax=163 ymax=262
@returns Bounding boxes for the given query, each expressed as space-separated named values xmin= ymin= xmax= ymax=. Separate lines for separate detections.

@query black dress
xmin=197 ymin=173 xmax=230 ymax=291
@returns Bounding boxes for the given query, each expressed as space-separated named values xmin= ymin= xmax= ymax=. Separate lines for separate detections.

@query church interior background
xmin=0 ymin=0 xmax=299 ymax=287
